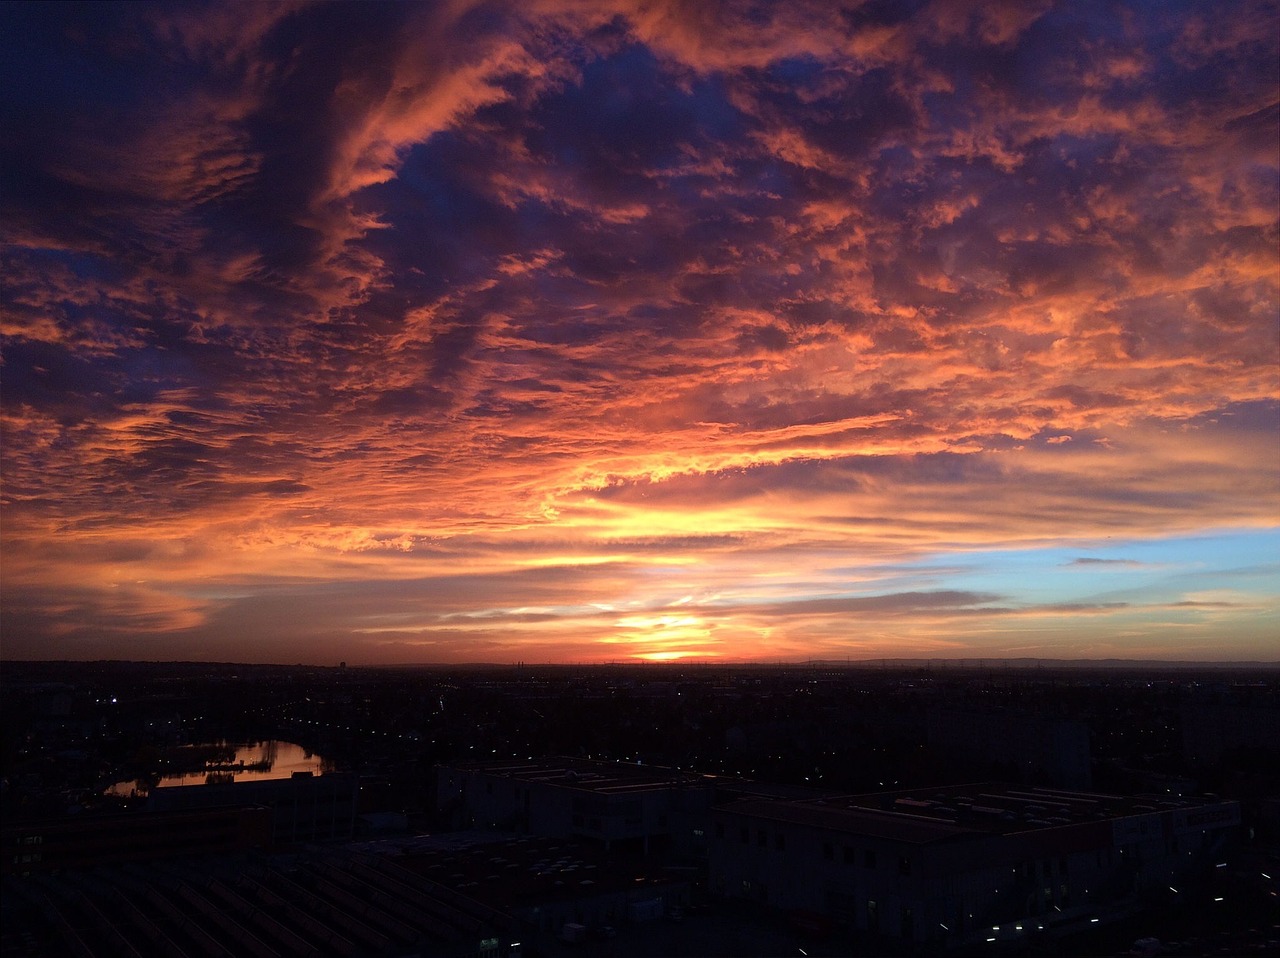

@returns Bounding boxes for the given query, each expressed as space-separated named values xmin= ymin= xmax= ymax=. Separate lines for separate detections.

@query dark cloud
xmin=745 ymin=590 xmax=1005 ymax=618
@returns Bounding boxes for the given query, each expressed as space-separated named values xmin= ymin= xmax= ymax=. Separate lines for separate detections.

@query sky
xmin=1 ymin=1 xmax=1277 ymax=665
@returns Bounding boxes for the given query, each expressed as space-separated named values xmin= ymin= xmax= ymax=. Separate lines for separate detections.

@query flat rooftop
xmin=395 ymin=834 xmax=683 ymax=909
xmin=845 ymin=782 xmax=1232 ymax=829
xmin=719 ymin=783 xmax=1237 ymax=842
xmin=445 ymin=757 xmax=838 ymax=802
xmin=445 ymin=757 xmax=708 ymax=794
xmin=722 ymin=798 xmax=975 ymax=845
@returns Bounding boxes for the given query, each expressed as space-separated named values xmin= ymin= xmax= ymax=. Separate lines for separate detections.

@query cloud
xmin=1 ymin=0 xmax=1276 ymax=662
xmin=1067 ymin=558 xmax=1144 ymax=567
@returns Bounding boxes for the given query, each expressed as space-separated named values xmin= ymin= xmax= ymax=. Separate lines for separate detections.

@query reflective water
xmin=106 ymin=740 xmax=326 ymax=796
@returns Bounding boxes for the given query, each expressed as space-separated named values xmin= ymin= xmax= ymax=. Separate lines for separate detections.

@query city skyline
xmin=2 ymin=1 xmax=1277 ymax=664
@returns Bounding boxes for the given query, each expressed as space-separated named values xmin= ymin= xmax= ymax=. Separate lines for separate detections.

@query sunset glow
xmin=2 ymin=1 xmax=1277 ymax=664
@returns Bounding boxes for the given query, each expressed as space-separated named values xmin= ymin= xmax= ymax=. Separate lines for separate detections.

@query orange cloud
xmin=2 ymin=0 xmax=1275 ymax=663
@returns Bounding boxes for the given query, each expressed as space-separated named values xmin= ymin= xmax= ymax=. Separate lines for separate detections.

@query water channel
xmin=106 ymin=740 xmax=327 ymax=796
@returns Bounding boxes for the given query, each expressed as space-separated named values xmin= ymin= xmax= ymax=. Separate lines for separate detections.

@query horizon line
xmin=4 ymin=656 xmax=1279 ymax=670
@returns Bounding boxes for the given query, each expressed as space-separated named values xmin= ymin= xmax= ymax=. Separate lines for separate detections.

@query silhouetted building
xmin=710 ymin=783 xmax=1239 ymax=949
xmin=438 ymin=758 xmax=703 ymax=856
xmin=147 ymin=773 xmax=358 ymax=845
xmin=437 ymin=757 xmax=822 ymax=859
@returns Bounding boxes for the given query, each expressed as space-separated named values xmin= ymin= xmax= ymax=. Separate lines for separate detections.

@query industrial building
xmin=436 ymin=757 xmax=821 ymax=859
xmin=710 ymin=782 xmax=1240 ymax=949
xmin=438 ymin=758 xmax=704 ymax=855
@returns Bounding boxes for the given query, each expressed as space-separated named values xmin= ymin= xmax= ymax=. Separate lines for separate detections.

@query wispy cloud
xmin=1067 ymin=558 xmax=1146 ymax=568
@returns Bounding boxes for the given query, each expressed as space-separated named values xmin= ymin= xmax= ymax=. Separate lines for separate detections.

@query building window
xmin=843 ymin=846 xmax=855 ymax=864
xmin=899 ymin=856 xmax=911 ymax=876
xmin=775 ymin=833 xmax=785 ymax=851
xmin=867 ymin=899 xmax=879 ymax=932
xmin=823 ymin=842 xmax=834 ymax=861
xmin=758 ymin=829 xmax=767 ymax=847
xmin=864 ymin=849 xmax=877 ymax=869
xmin=716 ymin=823 xmax=724 ymax=839
xmin=740 ymin=827 xmax=749 ymax=844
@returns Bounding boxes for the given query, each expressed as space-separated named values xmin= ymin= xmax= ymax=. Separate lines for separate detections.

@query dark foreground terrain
xmin=3 ymin=660 xmax=1278 ymax=956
